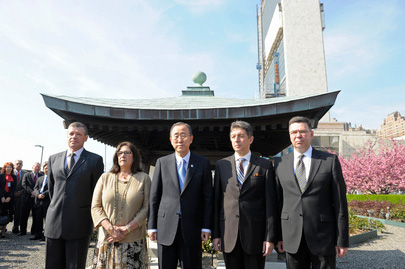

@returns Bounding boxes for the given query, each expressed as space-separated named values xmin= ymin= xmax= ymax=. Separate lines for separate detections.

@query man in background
xmin=31 ymin=161 xmax=50 ymax=241
xmin=13 ymin=160 xmax=26 ymax=234
xmin=20 ymin=162 xmax=42 ymax=236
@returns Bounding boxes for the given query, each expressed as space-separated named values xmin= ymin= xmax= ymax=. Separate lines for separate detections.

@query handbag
xmin=0 ymin=215 xmax=10 ymax=226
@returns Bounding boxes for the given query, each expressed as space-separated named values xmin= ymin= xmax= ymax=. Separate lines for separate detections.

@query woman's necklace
xmin=114 ymin=173 xmax=133 ymax=225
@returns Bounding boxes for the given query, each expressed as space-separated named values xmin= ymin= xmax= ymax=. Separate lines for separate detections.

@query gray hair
xmin=230 ymin=121 xmax=253 ymax=137
xmin=170 ymin=122 xmax=193 ymax=136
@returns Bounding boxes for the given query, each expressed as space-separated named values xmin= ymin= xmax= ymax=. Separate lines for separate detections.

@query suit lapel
xmin=244 ymin=154 xmax=258 ymax=180
xmin=168 ymin=153 xmax=181 ymax=192
xmin=181 ymin=152 xmax=197 ymax=193
xmin=229 ymin=155 xmax=238 ymax=186
xmin=305 ymin=149 xmax=322 ymax=192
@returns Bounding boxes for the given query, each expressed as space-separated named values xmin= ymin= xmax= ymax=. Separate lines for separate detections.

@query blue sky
xmin=0 ymin=0 xmax=404 ymax=169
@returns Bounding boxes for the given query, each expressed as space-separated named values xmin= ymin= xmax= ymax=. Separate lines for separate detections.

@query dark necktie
xmin=34 ymin=173 xmax=37 ymax=183
xmin=66 ymin=153 xmax=76 ymax=174
xmin=296 ymin=155 xmax=306 ymax=192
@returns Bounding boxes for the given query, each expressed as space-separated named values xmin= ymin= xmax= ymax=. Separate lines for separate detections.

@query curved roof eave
xmin=41 ymin=91 xmax=339 ymax=121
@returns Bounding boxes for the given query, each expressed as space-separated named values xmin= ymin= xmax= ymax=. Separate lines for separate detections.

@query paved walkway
xmin=1 ymin=217 xmax=404 ymax=268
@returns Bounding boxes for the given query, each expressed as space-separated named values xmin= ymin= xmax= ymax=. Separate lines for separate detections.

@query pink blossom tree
xmin=337 ymin=140 xmax=405 ymax=194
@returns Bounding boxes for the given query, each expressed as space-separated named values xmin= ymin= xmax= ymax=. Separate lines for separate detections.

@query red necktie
xmin=34 ymin=173 xmax=37 ymax=183
xmin=17 ymin=172 xmax=20 ymax=182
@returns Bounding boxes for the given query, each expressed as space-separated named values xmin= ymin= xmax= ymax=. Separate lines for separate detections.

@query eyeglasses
xmin=289 ymin=130 xmax=311 ymax=136
xmin=16 ymin=163 xmax=22 ymax=165
xmin=117 ymin=151 xmax=132 ymax=157
xmin=171 ymin=134 xmax=189 ymax=140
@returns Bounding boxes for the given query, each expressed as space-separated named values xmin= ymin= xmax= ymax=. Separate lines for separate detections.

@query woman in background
xmin=0 ymin=162 xmax=17 ymax=238
xmin=91 ymin=141 xmax=151 ymax=268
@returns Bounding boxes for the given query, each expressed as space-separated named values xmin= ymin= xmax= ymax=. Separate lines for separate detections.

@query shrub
xmin=347 ymin=194 xmax=405 ymax=204
xmin=348 ymin=200 xmax=405 ymax=221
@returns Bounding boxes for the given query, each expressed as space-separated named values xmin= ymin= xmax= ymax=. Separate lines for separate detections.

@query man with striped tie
xmin=275 ymin=116 xmax=349 ymax=269
xmin=31 ymin=161 xmax=50 ymax=241
xmin=212 ymin=120 xmax=278 ymax=269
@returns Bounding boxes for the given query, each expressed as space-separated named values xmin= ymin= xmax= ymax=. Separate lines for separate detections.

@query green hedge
xmin=347 ymin=194 xmax=405 ymax=204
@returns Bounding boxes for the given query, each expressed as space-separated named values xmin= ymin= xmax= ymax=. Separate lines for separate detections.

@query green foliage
xmin=202 ymin=236 xmax=217 ymax=254
xmin=347 ymin=194 xmax=405 ymax=204
xmin=348 ymin=209 xmax=385 ymax=235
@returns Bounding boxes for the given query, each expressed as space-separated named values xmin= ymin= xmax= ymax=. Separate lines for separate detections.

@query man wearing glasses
xmin=275 ymin=116 xmax=349 ymax=269
xmin=148 ymin=122 xmax=213 ymax=269
xmin=13 ymin=160 xmax=26 ymax=234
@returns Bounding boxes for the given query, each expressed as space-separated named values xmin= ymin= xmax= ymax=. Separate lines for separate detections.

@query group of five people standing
xmin=30 ymin=116 xmax=348 ymax=269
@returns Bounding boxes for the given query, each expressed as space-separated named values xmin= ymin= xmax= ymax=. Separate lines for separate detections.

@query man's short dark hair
xmin=68 ymin=122 xmax=89 ymax=135
xmin=170 ymin=122 xmax=193 ymax=136
xmin=289 ymin=116 xmax=312 ymax=130
xmin=230 ymin=121 xmax=253 ymax=137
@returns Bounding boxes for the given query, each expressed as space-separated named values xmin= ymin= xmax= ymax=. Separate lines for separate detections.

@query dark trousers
xmin=223 ymin=236 xmax=266 ymax=269
xmin=13 ymin=197 xmax=22 ymax=231
xmin=20 ymin=198 xmax=36 ymax=234
xmin=33 ymin=203 xmax=49 ymax=236
xmin=286 ymin=232 xmax=336 ymax=269
xmin=158 ymin=219 xmax=202 ymax=269
xmin=46 ymin=235 xmax=91 ymax=269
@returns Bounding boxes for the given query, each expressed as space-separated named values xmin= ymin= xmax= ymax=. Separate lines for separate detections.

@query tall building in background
xmin=377 ymin=111 xmax=405 ymax=139
xmin=257 ymin=0 xmax=329 ymax=121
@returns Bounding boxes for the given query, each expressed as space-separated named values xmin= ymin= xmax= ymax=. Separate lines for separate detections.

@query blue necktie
xmin=179 ymin=159 xmax=187 ymax=191
xmin=40 ymin=176 xmax=47 ymax=194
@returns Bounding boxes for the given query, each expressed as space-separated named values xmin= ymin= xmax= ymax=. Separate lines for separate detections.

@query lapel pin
xmin=191 ymin=164 xmax=194 ymax=168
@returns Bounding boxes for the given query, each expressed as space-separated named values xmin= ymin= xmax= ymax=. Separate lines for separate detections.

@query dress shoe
xmin=40 ymin=236 xmax=46 ymax=241
xmin=18 ymin=232 xmax=27 ymax=236
xmin=12 ymin=228 xmax=20 ymax=234
xmin=30 ymin=235 xmax=42 ymax=240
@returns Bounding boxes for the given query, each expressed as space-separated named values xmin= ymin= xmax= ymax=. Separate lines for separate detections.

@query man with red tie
xmin=20 ymin=162 xmax=42 ymax=236
xmin=12 ymin=160 xmax=26 ymax=234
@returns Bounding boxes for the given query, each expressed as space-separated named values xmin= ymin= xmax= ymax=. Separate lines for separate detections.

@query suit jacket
xmin=275 ymin=148 xmax=349 ymax=256
xmin=22 ymin=172 xmax=43 ymax=203
xmin=33 ymin=175 xmax=50 ymax=208
xmin=212 ymin=154 xmax=278 ymax=255
xmin=148 ymin=152 xmax=213 ymax=246
xmin=14 ymin=170 xmax=26 ymax=198
xmin=45 ymin=149 xmax=104 ymax=240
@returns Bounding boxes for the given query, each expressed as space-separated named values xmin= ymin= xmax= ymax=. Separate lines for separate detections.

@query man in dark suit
xmin=31 ymin=161 xmax=50 ymax=241
xmin=20 ymin=162 xmax=42 ymax=236
xmin=45 ymin=122 xmax=104 ymax=269
xmin=13 ymin=160 xmax=26 ymax=234
xmin=148 ymin=122 xmax=213 ymax=269
xmin=275 ymin=116 xmax=349 ymax=268
xmin=212 ymin=120 xmax=278 ymax=269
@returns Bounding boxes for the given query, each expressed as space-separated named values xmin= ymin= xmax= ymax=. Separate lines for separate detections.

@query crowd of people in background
xmin=0 ymin=118 xmax=349 ymax=269
xmin=0 ymin=160 xmax=49 ymax=241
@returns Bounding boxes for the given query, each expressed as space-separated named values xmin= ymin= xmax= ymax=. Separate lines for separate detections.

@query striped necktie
xmin=237 ymin=158 xmax=246 ymax=186
xmin=296 ymin=155 xmax=306 ymax=192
